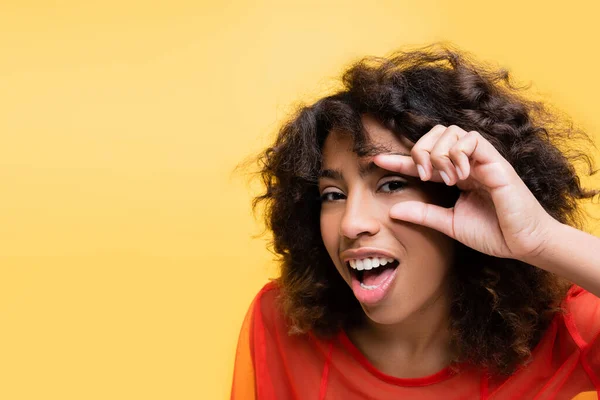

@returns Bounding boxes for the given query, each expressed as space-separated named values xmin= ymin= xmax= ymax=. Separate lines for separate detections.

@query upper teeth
xmin=349 ymin=257 xmax=395 ymax=271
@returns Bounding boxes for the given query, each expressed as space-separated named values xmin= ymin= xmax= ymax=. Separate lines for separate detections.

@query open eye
xmin=320 ymin=189 xmax=345 ymax=202
xmin=378 ymin=179 xmax=407 ymax=193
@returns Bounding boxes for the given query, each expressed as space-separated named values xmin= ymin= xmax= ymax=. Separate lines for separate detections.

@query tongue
xmin=362 ymin=266 xmax=396 ymax=287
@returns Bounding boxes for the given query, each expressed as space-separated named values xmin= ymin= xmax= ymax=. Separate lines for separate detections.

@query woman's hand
xmin=373 ymin=124 xmax=559 ymax=261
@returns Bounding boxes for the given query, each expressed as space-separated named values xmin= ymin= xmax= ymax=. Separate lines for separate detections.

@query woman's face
xmin=319 ymin=115 xmax=455 ymax=325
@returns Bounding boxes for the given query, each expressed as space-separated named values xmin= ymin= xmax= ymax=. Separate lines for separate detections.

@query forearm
xmin=525 ymin=220 xmax=600 ymax=298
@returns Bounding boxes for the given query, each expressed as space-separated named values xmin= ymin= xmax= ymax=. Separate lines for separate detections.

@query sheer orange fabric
xmin=231 ymin=282 xmax=600 ymax=399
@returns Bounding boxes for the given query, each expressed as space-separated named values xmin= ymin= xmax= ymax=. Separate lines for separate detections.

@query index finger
xmin=373 ymin=154 xmax=443 ymax=183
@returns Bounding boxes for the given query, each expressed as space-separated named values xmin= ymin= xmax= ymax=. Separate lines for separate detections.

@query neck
xmin=349 ymin=287 xmax=453 ymax=378
xmin=367 ymin=288 xmax=450 ymax=350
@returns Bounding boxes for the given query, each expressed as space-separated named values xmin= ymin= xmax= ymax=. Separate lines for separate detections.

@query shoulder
xmin=561 ymin=284 xmax=600 ymax=346
xmin=252 ymin=280 xmax=280 ymax=316
xmin=248 ymin=281 xmax=288 ymax=335
xmin=248 ymin=280 xmax=326 ymax=358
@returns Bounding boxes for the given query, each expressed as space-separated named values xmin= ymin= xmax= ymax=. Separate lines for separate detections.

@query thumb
xmin=389 ymin=201 xmax=455 ymax=239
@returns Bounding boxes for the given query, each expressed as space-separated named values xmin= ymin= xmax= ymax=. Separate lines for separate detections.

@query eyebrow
xmin=318 ymin=163 xmax=381 ymax=181
xmin=319 ymin=152 xmax=410 ymax=181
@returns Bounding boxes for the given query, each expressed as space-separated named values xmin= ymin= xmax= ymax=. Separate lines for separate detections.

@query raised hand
xmin=373 ymin=125 xmax=558 ymax=261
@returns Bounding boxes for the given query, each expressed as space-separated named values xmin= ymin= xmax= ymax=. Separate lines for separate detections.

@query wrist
xmin=519 ymin=216 xmax=565 ymax=271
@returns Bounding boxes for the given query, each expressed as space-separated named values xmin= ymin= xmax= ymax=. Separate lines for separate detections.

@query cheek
xmin=320 ymin=213 xmax=337 ymax=247
xmin=320 ymin=211 xmax=342 ymax=260
xmin=391 ymin=224 xmax=455 ymax=273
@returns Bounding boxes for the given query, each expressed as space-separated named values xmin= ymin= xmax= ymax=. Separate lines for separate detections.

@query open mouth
xmin=347 ymin=257 xmax=400 ymax=289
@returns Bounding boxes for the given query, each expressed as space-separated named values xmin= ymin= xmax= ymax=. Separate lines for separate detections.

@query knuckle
xmin=420 ymin=204 xmax=430 ymax=225
xmin=447 ymin=125 xmax=466 ymax=138
xmin=430 ymin=148 xmax=447 ymax=159
xmin=410 ymin=146 xmax=427 ymax=158
xmin=430 ymin=154 xmax=452 ymax=169
xmin=448 ymin=146 xmax=462 ymax=158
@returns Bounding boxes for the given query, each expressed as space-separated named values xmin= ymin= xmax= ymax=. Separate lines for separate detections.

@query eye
xmin=378 ymin=179 xmax=407 ymax=193
xmin=320 ymin=189 xmax=346 ymax=202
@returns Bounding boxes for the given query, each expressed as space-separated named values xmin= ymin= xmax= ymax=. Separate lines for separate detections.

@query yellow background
xmin=1 ymin=1 xmax=599 ymax=399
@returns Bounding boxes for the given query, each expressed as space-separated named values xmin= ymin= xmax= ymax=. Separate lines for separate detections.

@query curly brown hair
xmin=252 ymin=44 xmax=598 ymax=376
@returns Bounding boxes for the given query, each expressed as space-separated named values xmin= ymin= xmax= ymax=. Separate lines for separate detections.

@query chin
xmin=359 ymin=301 xmax=412 ymax=326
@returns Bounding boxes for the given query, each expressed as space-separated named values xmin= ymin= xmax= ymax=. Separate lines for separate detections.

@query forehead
xmin=322 ymin=115 xmax=413 ymax=165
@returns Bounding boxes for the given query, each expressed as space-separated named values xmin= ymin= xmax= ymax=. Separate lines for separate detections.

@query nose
xmin=339 ymin=190 xmax=380 ymax=239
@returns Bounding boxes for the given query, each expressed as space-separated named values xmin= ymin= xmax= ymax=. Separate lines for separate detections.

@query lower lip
xmin=350 ymin=266 xmax=398 ymax=306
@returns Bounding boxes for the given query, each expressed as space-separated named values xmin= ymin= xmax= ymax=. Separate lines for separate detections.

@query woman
xmin=231 ymin=44 xmax=600 ymax=399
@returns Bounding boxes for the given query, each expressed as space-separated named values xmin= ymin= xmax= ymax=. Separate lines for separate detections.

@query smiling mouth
xmin=346 ymin=258 xmax=400 ymax=288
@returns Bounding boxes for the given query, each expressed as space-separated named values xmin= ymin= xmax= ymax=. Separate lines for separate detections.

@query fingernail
xmin=456 ymin=166 xmax=463 ymax=180
xmin=417 ymin=164 xmax=426 ymax=180
xmin=440 ymin=170 xmax=451 ymax=185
